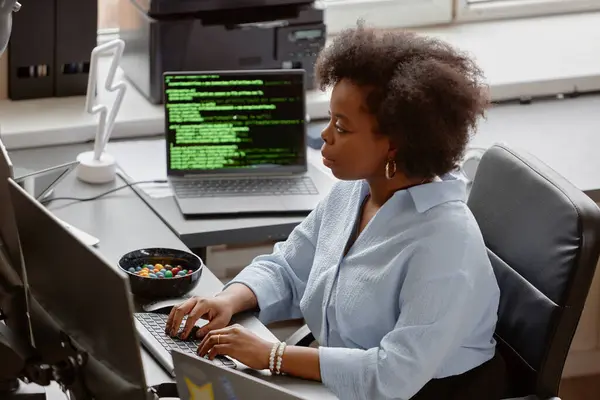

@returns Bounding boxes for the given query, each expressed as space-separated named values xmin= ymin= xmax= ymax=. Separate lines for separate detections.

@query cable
xmin=41 ymin=179 xmax=168 ymax=205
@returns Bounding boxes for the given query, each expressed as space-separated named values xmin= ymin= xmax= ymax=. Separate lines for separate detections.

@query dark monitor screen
xmin=7 ymin=179 xmax=148 ymax=400
xmin=163 ymin=70 xmax=307 ymax=176
xmin=0 ymin=141 xmax=24 ymax=283
xmin=0 ymin=141 xmax=31 ymax=345
xmin=0 ymin=143 xmax=78 ymax=277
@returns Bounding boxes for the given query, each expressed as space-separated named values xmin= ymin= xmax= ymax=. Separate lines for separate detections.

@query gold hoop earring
xmin=385 ymin=160 xmax=397 ymax=180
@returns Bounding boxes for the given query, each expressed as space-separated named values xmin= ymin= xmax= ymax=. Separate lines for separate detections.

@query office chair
xmin=286 ymin=144 xmax=600 ymax=400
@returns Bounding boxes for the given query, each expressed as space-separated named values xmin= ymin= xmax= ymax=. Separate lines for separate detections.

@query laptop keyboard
xmin=134 ymin=312 xmax=236 ymax=368
xmin=172 ymin=177 xmax=318 ymax=198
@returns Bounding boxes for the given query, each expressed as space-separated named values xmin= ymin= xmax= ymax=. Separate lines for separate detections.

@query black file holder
xmin=8 ymin=0 xmax=97 ymax=100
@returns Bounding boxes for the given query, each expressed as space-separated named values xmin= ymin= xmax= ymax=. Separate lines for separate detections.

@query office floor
xmin=560 ymin=375 xmax=600 ymax=399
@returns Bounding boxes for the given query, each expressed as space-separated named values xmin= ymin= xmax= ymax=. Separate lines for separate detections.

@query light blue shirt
xmin=225 ymin=173 xmax=500 ymax=400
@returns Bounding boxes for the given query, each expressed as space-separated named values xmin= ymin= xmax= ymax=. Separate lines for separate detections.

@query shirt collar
xmin=406 ymin=172 xmax=467 ymax=213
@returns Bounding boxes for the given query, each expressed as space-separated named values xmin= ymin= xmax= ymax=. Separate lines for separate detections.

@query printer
xmin=120 ymin=0 xmax=327 ymax=104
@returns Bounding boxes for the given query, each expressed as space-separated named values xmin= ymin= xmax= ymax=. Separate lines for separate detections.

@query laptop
xmin=133 ymin=310 xmax=236 ymax=378
xmin=163 ymin=69 xmax=332 ymax=216
xmin=172 ymin=349 xmax=306 ymax=400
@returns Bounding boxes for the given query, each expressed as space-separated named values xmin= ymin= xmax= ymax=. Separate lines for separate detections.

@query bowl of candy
xmin=118 ymin=248 xmax=203 ymax=299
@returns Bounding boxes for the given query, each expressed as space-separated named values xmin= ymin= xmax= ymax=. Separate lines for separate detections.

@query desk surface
xmin=466 ymin=95 xmax=600 ymax=202
xmin=8 ymin=143 xmax=313 ymax=249
xmin=11 ymin=160 xmax=334 ymax=398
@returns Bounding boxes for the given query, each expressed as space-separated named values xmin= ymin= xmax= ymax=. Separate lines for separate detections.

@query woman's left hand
xmin=197 ymin=324 xmax=275 ymax=370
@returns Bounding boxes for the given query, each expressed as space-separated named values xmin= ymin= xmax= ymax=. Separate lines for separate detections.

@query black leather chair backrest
xmin=467 ymin=144 xmax=600 ymax=398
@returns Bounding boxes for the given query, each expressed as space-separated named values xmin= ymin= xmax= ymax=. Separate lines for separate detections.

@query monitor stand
xmin=0 ymin=336 xmax=46 ymax=400
xmin=2 ymin=321 xmax=174 ymax=400
xmin=0 ymin=321 xmax=44 ymax=399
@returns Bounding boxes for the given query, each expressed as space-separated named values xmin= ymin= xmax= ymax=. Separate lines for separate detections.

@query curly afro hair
xmin=315 ymin=22 xmax=489 ymax=179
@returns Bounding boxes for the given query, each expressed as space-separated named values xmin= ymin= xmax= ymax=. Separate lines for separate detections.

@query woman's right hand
xmin=165 ymin=296 xmax=234 ymax=340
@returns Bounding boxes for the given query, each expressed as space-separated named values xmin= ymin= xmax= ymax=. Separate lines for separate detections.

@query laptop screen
xmin=172 ymin=350 xmax=308 ymax=400
xmin=164 ymin=70 xmax=307 ymax=176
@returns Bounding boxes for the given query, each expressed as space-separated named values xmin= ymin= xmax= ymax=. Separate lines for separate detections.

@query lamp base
xmin=76 ymin=151 xmax=116 ymax=184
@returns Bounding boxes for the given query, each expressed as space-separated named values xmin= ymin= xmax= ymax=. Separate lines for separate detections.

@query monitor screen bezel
xmin=0 ymin=141 xmax=33 ymax=344
xmin=163 ymin=69 xmax=308 ymax=177
xmin=7 ymin=178 xmax=149 ymax=399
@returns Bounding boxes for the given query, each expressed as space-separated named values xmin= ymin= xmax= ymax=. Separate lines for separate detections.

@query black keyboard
xmin=172 ymin=176 xmax=318 ymax=198
xmin=134 ymin=312 xmax=236 ymax=374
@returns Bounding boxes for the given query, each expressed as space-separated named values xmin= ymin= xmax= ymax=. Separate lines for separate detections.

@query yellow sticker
xmin=184 ymin=376 xmax=215 ymax=400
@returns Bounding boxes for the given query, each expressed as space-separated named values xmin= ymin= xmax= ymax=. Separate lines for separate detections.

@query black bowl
xmin=118 ymin=248 xmax=203 ymax=299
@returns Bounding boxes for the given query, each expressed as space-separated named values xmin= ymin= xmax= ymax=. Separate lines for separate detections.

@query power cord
xmin=41 ymin=179 xmax=168 ymax=205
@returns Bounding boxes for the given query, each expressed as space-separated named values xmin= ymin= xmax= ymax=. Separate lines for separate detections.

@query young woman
xmin=166 ymin=22 xmax=506 ymax=400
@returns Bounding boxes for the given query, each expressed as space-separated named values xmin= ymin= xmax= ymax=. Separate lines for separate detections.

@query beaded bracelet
xmin=275 ymin=341 xmax=287 ymax=375
xmin=269 ymin=342 xmax=280 ymax=374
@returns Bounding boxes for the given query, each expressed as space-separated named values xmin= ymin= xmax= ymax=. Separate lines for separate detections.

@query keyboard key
xmin=172 ymin=177 xmax=318 ymax=198
xmin=135 ymin=313 xmax=235 ymax=368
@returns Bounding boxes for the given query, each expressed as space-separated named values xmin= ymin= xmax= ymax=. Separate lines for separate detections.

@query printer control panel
xmin=277 ymin=24 xmax=326 ymax=82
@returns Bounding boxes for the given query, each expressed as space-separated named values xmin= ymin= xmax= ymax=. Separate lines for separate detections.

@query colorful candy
xmin=129 ymin=263 xmax=194 ymax=279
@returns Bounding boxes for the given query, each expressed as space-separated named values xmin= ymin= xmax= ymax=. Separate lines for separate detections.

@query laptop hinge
xmin=177 ymin=171 xmax=300 ymax=179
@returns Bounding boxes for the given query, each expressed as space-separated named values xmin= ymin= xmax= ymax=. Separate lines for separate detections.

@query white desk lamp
xmin=76 ymin=39 xmax=127 ymax=184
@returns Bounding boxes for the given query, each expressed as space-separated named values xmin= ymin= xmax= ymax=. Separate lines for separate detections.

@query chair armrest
xmin=284 ymin=324 xmax=315 ymax=347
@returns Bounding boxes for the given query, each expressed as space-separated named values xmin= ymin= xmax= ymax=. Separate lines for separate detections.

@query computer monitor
xmin=0 ymin=141 xmax=78 ymax=341
xmin=0 ymin=140 xmax=31 ymax=343
xmin=14 ymin=161 xmax=78 ymax=202
xmin=0 ymin=141 xmax=78 ymax=278
xmin=7 ymin=178 xmax=149 ymax=400
xmin=163 ymin=70 xmax=307 ymax=176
